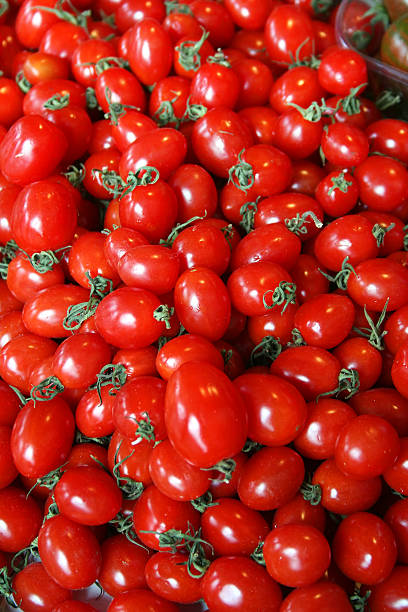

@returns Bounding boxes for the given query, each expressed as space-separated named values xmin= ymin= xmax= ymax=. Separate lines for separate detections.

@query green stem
xmin=228 ymin=149 xmax=254 ymax=194
xmin=43 ymin=93 xmax=70 ymax=110
xmin=285 ymin=211 xmax=323 ymax=236
xmin=318 ymin=256 xmax=357 ymax=291
xmin=175 ymin=27 xmax=209 ymax=72
xmin=30 ymin=376 xmax=64 ymax=403
xmin=250 ymin=335 xmax=282 ymax=366
xmin=262 ymin=281 xmax=297 ymax=314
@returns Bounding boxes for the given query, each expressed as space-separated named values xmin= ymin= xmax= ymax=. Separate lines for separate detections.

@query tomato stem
xmin=240 ymin=197 xmax=260 ymax=234
xmin=228 ymin=149 xmax=254 ymax=194
xmin=30 ymin=376 xmax=65 ymax=403
xmin=153 ymin=304 xmax=175 ymax=330
xmin=109 ymin=511 xmax=147 ymax=548
xmin=251 ymin=541 xmax=266 ymax=566
xmin=11 ymin=537 xmax=39 ymax=573
xmin=15 ymin=70 xmax=32 ymax=93
xmin=285 ymin=211 xmax=323 ymax=236
xmin=262 ymin=281 xmax=297 ymax=314
xmin=104 ymin=86 xmax=139 ymax=125
xmin=202 ymin=458 xmax=237 ymax=483
xmin=175 ymin=27 xmax=209 ymax=72
xmin=165 ymin=0 xmax=193 ymax=15
xmin=250 ymin=335 xmax=282 ymax=366
xmin=207 ymin=49 xmax=231 ymax=67
xmin=352 ymin=298 xmax=389 ymax=350
xmin=112 ymin=439 xmax=144 ymax=500
xmin=191 ymin=491 xmax=218 ymax=513
xmin=19 ymin=246 xmax=70 ymax=274
xmin=121 ymin=166 xmax=160 ymax=197
xmin=131 ymin=411 xmax=156 ymax=443
xmin=328 ymin=172 xmax=353 ymax=196
xmin=318 ymin=256 xmax=357 ymax=291
xmin=92 ymin=363 xmax=127 ymax=406
xmin=376 ymin=89 xmax=402 ymax=111
xmin=160 ymin=212 xmax=207 ymax=247
xmin=182 ymin=96 xmax=207 ymax=122
xmin=317 ymin=367 xmax=360 ymax=401
xmin=0 ymin=239 xmax=18 ymax=280
xmin=300 ymin=480 xmax=322 ymax=505
xmin=349 ymin=586 xmax=372 ymax=611
xmin=153 ymin=96 xmax=180 ymax=128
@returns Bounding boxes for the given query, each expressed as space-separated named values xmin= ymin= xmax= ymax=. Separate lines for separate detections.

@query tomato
xmin=148 ymin=438 xmax=210 ymax=501
xmin=95 ymin=287 xmax=167 ymax=349
xmin=270 ymin=346 xmax=341 ymax=401
xmin=224 ymin=0 xmax=274 ymax=30
xmin=191 ymin=0 xmax=235 ymax=48
xmin=0 ymin=486 xmax=42 ymax=552
xmin=237 ymin=446 xmax=304 ymax=511
xmin=52 ymin=332 xmax=112 ymax=389
xmin=12 ymin=561 xmax=70 ymax=612
xmin=349 ymin=258 xmax=408 ymax=313
xmin=11 ymin=396 xmax=75 ymax=478
xmin=368 ymin=565 xmax=408 ymax=612
xmin=265 ymin=5 xmax=315 ymax=64
xmin=166 ymin=362 xmax=245 ymax=466
xmin=335 ymin=414 xmax=400 ymax=479
xmin=318 ymin=46 xmax=368 ymax=95
xmin=254 ymin=192 xmax=324 ymax=241
xmin=168 ymin=163 xmax=217 ymax=224
xmin=95 ymin=67 xmax=146 ymax=116
xmin=294 ymin=398 xmax=356 ymax=459
xmin=381 ymin=14 xmax=408 ymax=70
xmin=15 ymin=0 xmax=63 ymax=49
xmin=115 ymin=0 xmax=165 ymax=33
xmin=145 ymin=551 xmax=202 ymax=605
xmin=127 ymin=18 xmax=173 ymax=86
xmin=333 ymin=337 xmax=383 ymax=391
xmin=355 ymin=155 xmax=408 ymax=212
xmin=0 ymin=311 xmax=26 ymax=351
xmin=192 ymin=107 xmax=253 ymax=178
xmin=51 ymin=602 xmax=98 ymax=612
xmin=233 ymin=58 xmax=274 ymax=110
xmin=234 ymin=373 xmax=306 ymax=446
xmin=113 ymin=346 xmax=158 ymax=379
xmin=321 ymin=123 xmax=369 ymax=168
xmin=71 ymin=39 xmax=117 ymax=88
xmin=313 ymin=458 xmax=382 ymax=514
xmin=209 ymin=452 xmax=247 ymax=500
xmin=133 ymin=484 xmax=201 ymax=550
xmin=264 ymin=524 xmax=331 ymax=587
xmin=172 ymin=223 xmax=231 ymax=276
xmin=332 ymin=512 xmax=397 ymax=585
xmin=367 ymin=118 xmax=408 ymax=164
xmin=39 ymin=21 xmax=89 ymax=62
xmin=118 ymin=245 xmax=180 ymax=295
xmin=290 ymin=254 xmax=329 ymax=304
xmin=0 ymin=115 xmax=68 ymax=186
xmin=0 ymin=380 xmax=22 ymax=426
xmin=269 ymin=66 xmax=325 ymax=114
xmin=75 ymin=386 xmax=115 ymax=439
xmin=190 ymin=61 xmax=240 ymax=110
xmin=294 ymin=293 xmax=355 ymax=349
xmin=0 ymin=425 xmax=18 ymax=489
xmin=99 ymin=534 xmax=150 ymax=597
xmin=349 ymin=387 xmax=408 ymax=436
xmin=201 ymin=497 xmax=269 ymax=557
xmin=8 ymin=254 xmax=65 ymax=304
xmin=385 ymin=497 xmax=408 ymax=563
xmin=174 ymin=267 xmax=231 ymax=341
xmin=108 ymin=430 xmax=153 ymax=487
xmin=23 ymin=79 xmax=86 ymax=116
xmin=0 ymin=333 xmax=57 ymax=394
xmin=273 ymin=492 xmax=327 ymax=533
xmin=11 ymin=179 xmax=78 ymax=254
xmin=38 ymin=514 xmax=102 ymax=589
xmin=108 ymin=589 xmax=179 ymax=611
xmin=274 ymin=109 xmax=323 ymax=160
xmin=280 ymin=581 xmax=353 ymax=612
xmin=384 ymin=437 xmax=408 ymax=494
xmin=55 ymin=466 xmax=122 ymax=526
xmin=202 ymin=556 xmax=282 ymax=611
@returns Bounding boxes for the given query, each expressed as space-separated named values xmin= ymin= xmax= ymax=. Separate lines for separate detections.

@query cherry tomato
xmin=280 ymin=581 xmax=353 ymax=612
xmin=145 ymin=552 xmax=202 ymax=605
xmin=0 ymin=486 xmax=42 ymax=552
xmin=12 ymin=562 xmax=70 ymax=612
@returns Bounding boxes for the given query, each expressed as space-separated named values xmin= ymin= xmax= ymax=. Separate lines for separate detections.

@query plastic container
xmin=335 ymin=0 xmax=408 ymax=106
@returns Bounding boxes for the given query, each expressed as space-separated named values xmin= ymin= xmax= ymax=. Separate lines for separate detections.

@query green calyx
xmin=262 ymin=281 xmax=297 ymax=314
xmin=19 ymin=246 xmax=70 ymax=274
xmin=0 ymin=566 xmax=16 ymax=608
xmin=251 ymin=541 xmax=266 ymax=566
xmin=165 ymin=0 xmax=193 ymax=15
xmin=182 ymin=96 xmax=207 ymax=122
xmin=93 ymin=363 xmax=127 ymax=405
xmin=191 ymin=491 xmax=219 ymax=513
xmin=15 ymin=70 xmax=32 ymax=93
xmin=43 ymin=92 xmax=70 ymax=110
xmin=110 ymin=511 xmax=147 ymax=548
xmin=207 ymin=49 xmax=231 ymax=67
xmin=30 ymin=376 xmax=64 ymax=403
xmin=31 ymin=0 xmax=91 ymax=29
xmin=160 ymin=212 xmax=207 ymax=247
xmin=95 ymin=57 xmax=128 ymax=75
xmin=153 ymin=97 xmax=180 ymax=128
xmin=352 ymin=298 xmax=389 ymax=350
xmin=153 ymin=304 xmax=175 ymax=330
xmin=202 ymin=458 xmax=237 ymax=483
xmin=62 ymin=271 xmax=113 ymax=332
xmin=104 ymin=86 xmax=139 ymax=125
xmin=317 ymin=367 xmax=360 ymax=401
xmin=112 ymin=439 xmax=144 ymax=500
xmin=250 ymin=335 xmax=282 ymax=366
xmin=288 ymin=38 xmax=320 ymax=69
xmin=25 ymin=462 xmax=67 ymax=498
xmin=300 ymin=479 xmax=322 ymax=505
xmin=288 ymin=98 xmax=327 ymax=122
xmin=318 ymin=256 xmax=357 ymax=291
xmin=376 ymin=89 xmax=402 ymax=110
xmin=131 ymin=411 xmax=156 ymax=443
xmin=175 ymin=27 xmax=209 ymax=72
xmin=372 ymin=222 xmax=395 ymax=247
xmin=0 ymin=239 xmax=18 ymax=280
xmin=285 ymin=211 xmax=323 ymax=236
xmin=63 ymin=163 xmax=85 ymax=187
xmin=328 ymin=171 xmax=353 ymax=196
xmin=228 ymin=149 xmax=254 ymax=194
xmin=240 ymin=197 xmax=260 ymax=234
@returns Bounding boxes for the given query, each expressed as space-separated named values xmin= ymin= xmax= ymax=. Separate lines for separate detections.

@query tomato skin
xmin=75 ymin=386 xmax=115 ymax=438
xmin=280 ymin=581 xmax=353 ymax=612
xmin=254 ymin=192 xmax=324 ymax=241
xmin=237 ymin=446 xmax=305 ymax=511
xmin=148 ymin=438 xmax=210 ymax=501
xmin=95 ymin=287 xmax=166 ymax=349
xmin=270 ymin=346 xmax=341 ymax=402
xmin=168 ymin=163 xmax=217 ymax=224
xmin=350 ymin=387 xmax=408 ymax=436
xmin=265 ymin=5 xmax=315 ymax=64
xmin=333 ymin=512 xmax=397 ymax=585
xmin=201 ymin=497 xmax=270 ymax=557
xmin=192 ymin=107 xmax=253 ymax=178
xmin=264 ymin=524 xmax=331 ymax=588
xmin=127 ymin=19 xmax=173 ymax=86
xmin=95 ymin=67 xmax=146 ymax=116
xmin=274 ymin=109 xmax=323 ymax=160
xmin=99 ymin=534 xmax=149 ymax=597
xmin=190 ymin=62 xmax=240 ymax=110
xmin=165 ymin=361 xmax=247 ymax=468
xmin=368 ymin=565 xmax=408 ymax=612
xmin=108 ymin=588 xmax=179 ymax=611
xmin=384 ymin=437 xmax=408 ymax=495
xmin=0 ymin=115 xmax=68 ymax=186
xmin=8 ymin=254 xmax=65 ymax=305
xmin=294 ymin=293 xmax=355 ymax=349
xmin=11 ymin=397 xmax=75 ymax=478
xmin=118 ymin=246 xmax=180 ymax=295
xmin=38 ymin=514 xmax=102 ymax=590
xmin=321 ymin=123 xmax=369 ymax=168
xmin=202 ymin=556 xmax=282 ymax=612
xmin=313 ymin=458 xmax=382 ymax=514
xmin=348 ymin=258 xmax=408 ymax=312
xmin=335 ymin=415 xmax=400 ymax=480
xmin=0 ymin=381 xmax=23 ymax=426
xmin=145 ymin=552 xmax=202 ymax=604
xmin=174 ymin=267 xmax=231 ymax=341
xmin=273 ymin=492 xmax=327 ymax=533
xmin=354 ymin=155 xmax=408 ymax=212
xmin=290 ymin=254 xmax=329 ymax=304
xmin=0 ymin=333 xmax=57 ymax=394
xmin=12 ymin=561 xmax=70 ymax=612
xmin=0 ymin=425 xmax=18 ymax=489
xmin=318 ymin=47 xmax=368 ymax=96
xmin=367 ymin=119 xmax=408 ymax=165
xmin=333 ymin=337 xmax=382 ymax=391
xmin=234 ymin=373 xmax=306 ymax=446
xmin=52 ymin=332 xmax=112 ymax=389
xmin=113 ymin=346 xmax=158 ymax=379
xmin=269 ymin=66 xmax=325 ymax=115
xmin=119 ymin=128 xmax=187 ymax=182
xmin=55 ymin=466 xmax=122 ymax=526
xmin=385 ymin=498 xmax=408 ymax=563
xmin=224 ymin=0 xmax=274 ymax=30
xmin=0 ymin=486 xmax=43 ymax=552
xmin=133 ymin=484 xmax=201 ymax=551
xmin=172 ymin=224 xmax=230 ymax=276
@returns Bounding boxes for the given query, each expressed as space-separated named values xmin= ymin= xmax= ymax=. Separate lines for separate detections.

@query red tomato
xmin=0 ymin=486 xmax=42 ymax=552
xmin=294 ymin=293 xmax=355 ymax=349
xmin=237 ymin=446 xmax=305 ymax=511
xmin=264 ymin=524 xmax=331 ymax=587
xmin=354 ymin=155 xmax=408 ymax=212
xmin=0 ymin=115 xmax=67 ymax=185
xmin=165 ymin=361 xmax=248 ymax=468
xmin=145 ymin=552 xmax=203 ymax=605
xmin=202 ymin=556 xmax=282 ymax=612
xmin=38 ymin=514 xmax=102 ymax=590
xmin=118 ymin=245 xmax=180 ymax=295
xmin=52 ymin=332 xmax=112 ymax=389
xmin=280 ymin=581 xmax=353 ymax=612
xmin=368 ymin=565 xmax=408 ymax=612
xmin=385 ymin=498 xmax=408 ymax=563
xmin=273 ymin=492 xmax=327 ymax=533
xmin=347 ymin=258 xmax=408 ymax=312
xmin=108 ymin=588 xmax=179 ymax=611
xmin=11 ymin=396 xmax=75 ymax=478
xmin=349 ymin=387 xmax=408 ymax=436
xmin=12 ymin=561 xmax=70 ymax=612
xmin=127 ymin=19 xmax=173 ymax=86
xmin=332 ymin=512 xmax=397 ymax=585
xmin=265 ymin=5 xmax=315 ymax=64
xmin=99 ymin=534 xmax=150 ymax=597
xmin=318 ymin=46 xmax=368 ymax=96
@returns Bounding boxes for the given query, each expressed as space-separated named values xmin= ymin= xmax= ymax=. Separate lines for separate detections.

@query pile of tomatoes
xmin=1 ymin=0 xmax=408 ymax=610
